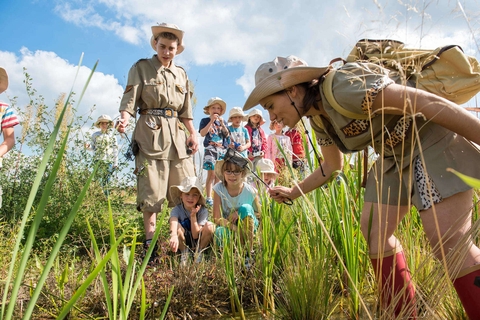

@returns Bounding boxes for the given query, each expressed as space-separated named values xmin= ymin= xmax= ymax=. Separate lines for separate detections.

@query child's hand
xmin=169 ymin=235 xmax=179 ymax=252
xmin=228 ymin=211 xmax=239 ymax=225
xmin=190 ymin=205 xmax=200 ymax=219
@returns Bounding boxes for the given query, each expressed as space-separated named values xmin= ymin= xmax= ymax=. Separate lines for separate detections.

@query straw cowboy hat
xmin=203 ymin=97 xmax=227 ymax=116
xmin=95 ymin=114 xmax=113 ymax=128
xmin=214 ymin=155 xmax=253 ymax=182
xmin=150 ymin=23 xmax=185 ymax=54
xmin=257 ymin=158 xmax=277 ymax=175
xmin=169 ymin=176 xmax=206 ymax=206
xmin=228 ymin=107 xmax=247 ymax=122
xmin=243 ymin=55 xmax=329 ymax=111
xmin=246 ymin=108 xmax=266 ymax=125
xmin=0 ymin=67 xmax=8 ymax=94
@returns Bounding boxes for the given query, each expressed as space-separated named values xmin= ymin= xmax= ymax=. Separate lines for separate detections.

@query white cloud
xmin=11 ymin=0 xmax=480 ymax=103
xmin=0 ymin=48 xmax=124 ymax=121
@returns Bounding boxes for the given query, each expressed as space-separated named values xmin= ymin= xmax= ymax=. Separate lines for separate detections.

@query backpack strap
xmin=322 ymin=70 xmax=368 ymax=120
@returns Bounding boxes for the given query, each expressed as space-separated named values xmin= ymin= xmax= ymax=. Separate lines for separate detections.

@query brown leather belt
xmin=138 ymin=108 xmax=178 ymax=118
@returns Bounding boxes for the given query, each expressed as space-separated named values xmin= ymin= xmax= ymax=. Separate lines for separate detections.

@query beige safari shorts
xmin=135 ymin=151 xmax=195 ymax=213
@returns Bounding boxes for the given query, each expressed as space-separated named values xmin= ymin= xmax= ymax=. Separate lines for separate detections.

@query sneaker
xmin=180 ymin=250 xmax=189 ymax=267
xmin=206 ymin=197 xmax=213 ymax=207
xmin=195 ymin=252 xmax=204 ymax=264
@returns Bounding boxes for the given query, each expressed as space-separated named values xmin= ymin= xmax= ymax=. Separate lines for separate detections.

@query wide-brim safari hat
xmin=150 ymin=23 xmax=185 ymax=54
xmin=257 ymin=158 xmax=277 ymax=175
xmin=0 ymin=67 xmax=8 ymax=94
xmin=246 ymin=108 xmax=266 ymax=125
xmin=95 ymin=114 xmax=113 ymax=128
xmin=203 ymin=97 xmax=227 ymax=115
xmin=169 ymin=176 xmax=206 ymax=206
xmin=228 ymin=106 xmax=247 ymax=122
xmin=243 ymin=55 xmax=329 ymax=111
xmin=214 ymin=152 xmax=253 ymax=182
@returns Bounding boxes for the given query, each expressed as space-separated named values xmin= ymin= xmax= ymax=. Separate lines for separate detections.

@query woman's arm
xmin=269 ymin=144 xmax=343 ymax=203
xmin=376 ymin=83 xmax=480 ymax=146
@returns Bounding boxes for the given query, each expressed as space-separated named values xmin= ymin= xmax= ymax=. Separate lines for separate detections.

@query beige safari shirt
xmin=119 ymin=55 xmax=193 ymax=160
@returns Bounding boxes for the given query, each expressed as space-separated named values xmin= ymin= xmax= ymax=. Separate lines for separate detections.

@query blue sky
xmin=1 ymin=0 xmax=479 ymax=167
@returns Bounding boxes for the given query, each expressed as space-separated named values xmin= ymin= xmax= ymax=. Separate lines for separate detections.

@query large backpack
xmin=322 ymin=39 xmax=480 ymax=120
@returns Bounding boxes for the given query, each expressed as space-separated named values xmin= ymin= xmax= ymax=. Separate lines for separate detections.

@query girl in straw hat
xmin=243 ymin=55 xmax=480 ymax=318
xmin=169 ymin=177 xmax=215 ymax=266
xmin=212 ymin=154 xmax=260 ymax=269
xmin=0 ymin=67 xmax=20 ymax=208
xmin=266 ymin=119 xmax=292 ymax=173
xmin=244 ymin=108 xmax=267 ymax=169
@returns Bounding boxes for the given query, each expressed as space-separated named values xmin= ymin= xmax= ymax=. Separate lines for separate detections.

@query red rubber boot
xmin=370 ymin=248 xmax=417 ymax=319
xmin=453 ymin=265 xmax=480 ymax=320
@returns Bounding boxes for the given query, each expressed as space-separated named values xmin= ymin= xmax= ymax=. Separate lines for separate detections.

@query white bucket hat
xmin=150 ymin=23 xmax=185 ymax=54
xmin=0 ymin=67 xmax=8 ymax=94
xmin=228 ymin=106 xmax=247 ymax=122
xmin=203 ymin=97 xmax=227 ymax=116
xmin=243 ymin=56 xmax=328 ymax=111
xmin=169 ymin=176 xmax=206 ymax=206
xmin=257 ymin=158 xmax=277 ymax=175
xmin=95 ymin=114 xmax=113 ymax=128
xmin=246 ymin=108 xmax=266 ymax=125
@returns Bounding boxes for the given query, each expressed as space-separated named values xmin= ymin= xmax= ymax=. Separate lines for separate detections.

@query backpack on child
xmin=322 ymin=39 xmax=480 ymax=120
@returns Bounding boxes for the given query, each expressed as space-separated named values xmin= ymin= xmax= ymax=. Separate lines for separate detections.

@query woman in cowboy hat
xmin=116 ymin=23 xmax=197 ymax=265
xmin=0 ymin=67 xmax=20 ymax=208
xmin=243 ymin=55 xmax=480 ymax=318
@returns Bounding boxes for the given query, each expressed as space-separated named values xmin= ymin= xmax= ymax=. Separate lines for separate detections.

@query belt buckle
xmin=164 ymin=108 xmax=174 ymax=118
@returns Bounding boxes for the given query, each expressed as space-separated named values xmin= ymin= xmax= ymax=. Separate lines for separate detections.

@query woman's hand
xmin=268 ymin=186 xmax=294 ymax=204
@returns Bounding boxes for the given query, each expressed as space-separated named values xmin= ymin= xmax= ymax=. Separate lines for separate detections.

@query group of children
xmin=164 ymin=96 xmax=307 ymax=267
xmin=200 ymin=97 xmax=306 ymax=206
xmin=84 ymin=96 xmax=304 ymax=268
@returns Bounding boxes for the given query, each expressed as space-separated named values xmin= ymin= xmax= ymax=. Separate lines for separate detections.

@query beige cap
xmin=150 ymin=23 xmax=185 ymax=54
xmin=203 ymin=97 xmax=227 ymax=115
xmin=243 ymin=56 xmax=328 ymax=111
xmin=169 ymin=176 xmax=205 ymax=206
xmin=95 ymin=114 xmax=113 ymax=128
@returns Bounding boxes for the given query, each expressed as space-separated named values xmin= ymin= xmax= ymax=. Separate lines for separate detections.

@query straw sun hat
xmin=203 ymin=97 xmax=227 ymax=116
xmin=0 ymin=67 xmax=8 ymax=94
xmin=228 ymin=107 xmax=247 ymax=122
xmin=95 ymin=114 xmax=113 ymax=128
xmin=169 ymin=176 xmax=206 ymax=206
xmin=257 ymin=158 xmax=277 ymax=175
xmin=243 ymin=55 xmax=329 ymax=111
xmin=150 ymin=23 xmax=185 ymax=54
xmin=246 ymin=108 xmax=266 ymax=125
